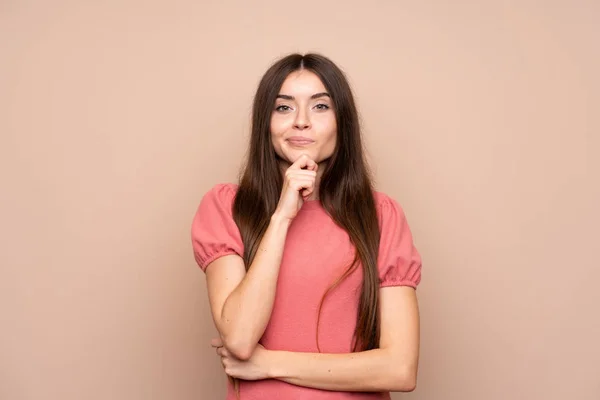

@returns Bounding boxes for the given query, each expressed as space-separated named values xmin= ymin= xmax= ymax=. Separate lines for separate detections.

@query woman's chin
xmin=276 ymin=149 xmax=324 ymax=165
xmin=289 ymin=151 xmax=317 ymax=163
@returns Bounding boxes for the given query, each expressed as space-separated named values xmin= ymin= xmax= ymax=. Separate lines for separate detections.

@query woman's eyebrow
xmin=276 ymin=92 xmax=331 ymax=100
xmin=311 ymin=92 xmax=330 ymax=99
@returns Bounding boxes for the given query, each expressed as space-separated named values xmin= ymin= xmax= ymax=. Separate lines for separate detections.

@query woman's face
xmin=270 ymin=70 xmax=337 ymax=166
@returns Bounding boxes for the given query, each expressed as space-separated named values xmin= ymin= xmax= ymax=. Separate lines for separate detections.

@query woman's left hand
xmin=211 ymin=338 xmax=272 ymax=381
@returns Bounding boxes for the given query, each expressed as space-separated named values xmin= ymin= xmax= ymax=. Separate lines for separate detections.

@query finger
xmin=301 ymin=188 xmax=313 ymax=199
xmin=290 ymin=176 xmax=316 ymax=184
xmin=296 ymin=154 xmax=318 ymax=171
xmin=301 ymin=192 xmax=314 ymax=202
xmin=285 ymin=169 xmax=317 ymax=179
xmin=290 ymin=179 xmax=315 ymax=192
xmin=304 ymin=158 xmax=318 ymax=172
xmin=300 ymin=183 xmax=314 ymax=195
xmin=210 ymin=337 xmax=223 ymax=348
xmin=216 ymin=347 xmax=228 ymax=357
xmin=290 ymin=154 xmax=317 ymax=171
xmin=289 ymin=154 xmax=310 ymax=170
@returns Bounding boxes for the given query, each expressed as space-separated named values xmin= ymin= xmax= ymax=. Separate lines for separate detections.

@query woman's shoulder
xmin=372 ymin=190 xmax=397 ymax=208
xmin=195 ymin=183 xmax=240 ymax=214
xmin=203 ymin=182 xmax=239 ymax=201
xmin=372 ymin=190 xmax=410 ymax=221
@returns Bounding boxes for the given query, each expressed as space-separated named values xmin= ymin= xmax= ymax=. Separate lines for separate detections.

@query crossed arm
xmin=253 ymin=286 xmax=419 ymax=392
xmin=205 ymin=251 xmax=420 ymax=392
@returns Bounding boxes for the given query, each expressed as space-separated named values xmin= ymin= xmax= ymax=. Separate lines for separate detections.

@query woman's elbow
xmin=390 ymin=366 xmax=418 ymax=392
xmin=400 ymin=377 xmax=417 ymax=392
xmin=223 ymin=337 xmax=255 ymax=361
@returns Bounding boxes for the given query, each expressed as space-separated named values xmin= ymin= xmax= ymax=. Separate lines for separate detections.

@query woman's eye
xmin=315 ymin=104 xmax=330 ymax=110
xmin=275 ymin=105 xmax=291 ymax=112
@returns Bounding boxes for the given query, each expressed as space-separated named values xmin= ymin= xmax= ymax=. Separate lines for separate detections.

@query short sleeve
xmin=376 ymin=194 xmax=422 ymax=288
xmin=191 ymin=183 xmax=244 ymax=272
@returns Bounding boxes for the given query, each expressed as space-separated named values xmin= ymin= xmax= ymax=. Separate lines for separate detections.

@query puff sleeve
xmin=191 ymin=183 xmax=244 ymax=272
xmin=377 ymin=195 xmax=422 ymax=288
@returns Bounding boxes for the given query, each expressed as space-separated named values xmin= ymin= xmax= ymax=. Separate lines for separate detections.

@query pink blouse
xmin=191 ymin=183 xmax=422 ymax=400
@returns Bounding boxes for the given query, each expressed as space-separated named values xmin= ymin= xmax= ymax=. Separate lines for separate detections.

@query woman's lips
xmin=287 ymin=137 xmax=315 ymax=146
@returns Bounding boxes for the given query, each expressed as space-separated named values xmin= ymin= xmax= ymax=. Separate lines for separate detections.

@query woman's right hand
xmin=274 ymin=154 xmax=318 ymax=221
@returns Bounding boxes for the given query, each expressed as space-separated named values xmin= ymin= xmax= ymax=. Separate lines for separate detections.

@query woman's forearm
xmin=219 ymin=213 xmax=291 ymax=360
xmin=267 ymin=348 xmax=417 ymax=392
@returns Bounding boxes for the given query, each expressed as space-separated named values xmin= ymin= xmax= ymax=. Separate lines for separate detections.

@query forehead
xmin=279 ymin=70 xmax=327 ymax=96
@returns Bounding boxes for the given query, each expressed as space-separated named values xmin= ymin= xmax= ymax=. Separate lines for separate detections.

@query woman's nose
xmin=293 ymin=110 xmax=311 ymax=130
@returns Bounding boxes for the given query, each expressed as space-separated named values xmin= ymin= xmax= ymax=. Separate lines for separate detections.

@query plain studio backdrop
xmin=1 ymin=1 xmax=598 ymax=399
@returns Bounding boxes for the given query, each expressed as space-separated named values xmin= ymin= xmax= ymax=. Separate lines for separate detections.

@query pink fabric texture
xmin=191 ymin=183 xmax=422 ymax=400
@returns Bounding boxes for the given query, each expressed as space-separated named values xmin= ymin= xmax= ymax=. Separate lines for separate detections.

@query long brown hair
xmin=233 ymin=53 xmax=381 ymax=353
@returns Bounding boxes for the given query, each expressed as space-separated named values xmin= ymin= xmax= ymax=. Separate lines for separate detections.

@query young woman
xmin=191 ymin=53 xmax=422 ymax=399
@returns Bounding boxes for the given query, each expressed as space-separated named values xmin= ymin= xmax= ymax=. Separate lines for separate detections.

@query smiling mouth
xmin=287 ymin=138 xmax=315 ymax=146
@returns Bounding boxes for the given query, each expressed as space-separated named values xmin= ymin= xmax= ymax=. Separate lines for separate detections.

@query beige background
xmin=1 ymin=1 xmax=599 ymax=399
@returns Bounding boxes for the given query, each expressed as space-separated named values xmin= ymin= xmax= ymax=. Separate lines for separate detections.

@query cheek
xmin=270 ymin=117 xmax=287 ymax=155
xmin=270 ymin=115 xmax=291 ymax=137
xmin=315 ymin=111 xmax=336 ymax=128
xmin=314 ymin=115 xmax=337 ymax=140
xmin=325 ymin=132 xmax=337 ymax=154
xmin=270 ymin=123 xmax=279 ymax=137
xmin=323 ymin=118 xmax=338 ymax=154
